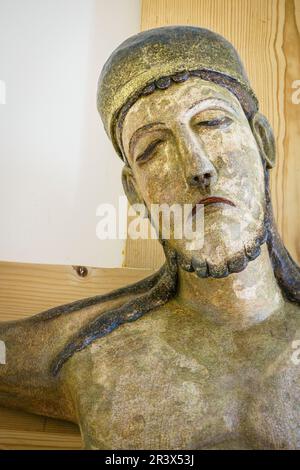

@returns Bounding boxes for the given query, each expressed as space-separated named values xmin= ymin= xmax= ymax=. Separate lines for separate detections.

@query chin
xmin=172 ymin=215 xmax=267 ymax=278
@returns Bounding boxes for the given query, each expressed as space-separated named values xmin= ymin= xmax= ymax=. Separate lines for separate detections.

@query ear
xmin=122 ymin=165 xmax=144 ymax=207
xmin=250 ymin=112 xmax=276 ymax=169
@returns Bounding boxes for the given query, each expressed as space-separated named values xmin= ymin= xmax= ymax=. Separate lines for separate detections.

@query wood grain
xmin=0 ymin=261 xmax=152 ymax=449
xmin=0 ymin=261 xmax=151 ymax=321
xmin=124 ymin=0 xmax=300 ymax=269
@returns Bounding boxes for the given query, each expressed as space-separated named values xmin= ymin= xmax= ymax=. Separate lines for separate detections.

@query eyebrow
xmin=129 ymin=122 xmax=165 ymax=157
xmin=187 ymin=97 xmax=239 ymax=115
xmin=127 ymin=98 xmax=239 ymax=158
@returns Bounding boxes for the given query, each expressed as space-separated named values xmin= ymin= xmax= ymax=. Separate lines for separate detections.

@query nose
xmin=182 ymin=136 xmax=218 ymax=191
xmin=187 ymin=171 xmax=216 ymax=189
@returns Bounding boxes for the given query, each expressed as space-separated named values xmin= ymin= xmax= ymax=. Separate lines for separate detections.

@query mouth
xmin=191 ymin=196 xmax=236 ymax=218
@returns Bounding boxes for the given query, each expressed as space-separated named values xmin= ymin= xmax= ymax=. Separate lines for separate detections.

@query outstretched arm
xmin=0 ymin=299 xmax=130 ymax=420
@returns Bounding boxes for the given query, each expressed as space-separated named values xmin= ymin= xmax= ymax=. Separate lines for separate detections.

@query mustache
xmin=191 ymin=196 xmax=236 ymax=218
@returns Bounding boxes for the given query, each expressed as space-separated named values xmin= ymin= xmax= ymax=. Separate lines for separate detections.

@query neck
xmin=176 ymin=244 xmax=284 ymax=329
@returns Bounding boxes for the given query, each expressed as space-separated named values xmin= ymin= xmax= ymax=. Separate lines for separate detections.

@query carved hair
xmin=48 ymin=72 xmax=300 ymax=376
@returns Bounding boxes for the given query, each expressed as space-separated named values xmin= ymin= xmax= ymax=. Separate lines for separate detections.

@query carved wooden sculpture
xmin=0 ymin=26 xmax=299 ymax=449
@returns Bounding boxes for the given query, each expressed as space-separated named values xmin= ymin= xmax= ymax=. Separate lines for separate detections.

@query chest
xmin=74 ymin=332 xmax=300 ymax=449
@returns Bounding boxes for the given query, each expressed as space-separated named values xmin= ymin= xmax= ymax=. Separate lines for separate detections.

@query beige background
xmin=0 ymin=0 xmax=140 ymax=269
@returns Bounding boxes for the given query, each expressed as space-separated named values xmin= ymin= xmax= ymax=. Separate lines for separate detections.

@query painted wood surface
xmin=2 ymin=0 xmax=300 ymax=450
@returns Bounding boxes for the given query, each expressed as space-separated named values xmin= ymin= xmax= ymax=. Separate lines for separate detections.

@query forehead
xmin=121 ymin=77 xmax=244 ymax=150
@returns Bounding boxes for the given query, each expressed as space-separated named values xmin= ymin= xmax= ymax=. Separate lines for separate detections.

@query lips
xmin=191 ymin=196 xmax=236 ymax=217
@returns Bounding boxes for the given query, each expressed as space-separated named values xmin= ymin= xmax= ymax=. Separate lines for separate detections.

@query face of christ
xmin=121 ymin=77 xmax=267 ymax=278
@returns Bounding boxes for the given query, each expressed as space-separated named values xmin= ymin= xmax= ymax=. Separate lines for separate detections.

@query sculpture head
xmin=121 ymin=76 xmax=271 ymax=278
xmin=98 ymin=26 xmax=276 ymax=279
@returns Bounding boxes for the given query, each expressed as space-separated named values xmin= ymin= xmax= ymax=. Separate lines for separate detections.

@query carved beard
xmin=161 ymin=210 xmax=268 ymax=279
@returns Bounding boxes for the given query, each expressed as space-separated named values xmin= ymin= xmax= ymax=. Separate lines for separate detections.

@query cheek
xmin=207 ymin=125 xmax=265 ymax=204
xmin=133 ymin=144 xmax=187 ymax=205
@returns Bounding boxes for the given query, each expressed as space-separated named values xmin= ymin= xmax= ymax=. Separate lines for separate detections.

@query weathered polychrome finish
xmin=0 ymin=26 xmax=300 ymax=450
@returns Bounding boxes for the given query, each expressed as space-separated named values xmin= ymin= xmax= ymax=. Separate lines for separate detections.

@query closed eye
xmin=136 ymin=139 xmax=164 ymax=164
xmin=194 ymin=116 xmax=233 ymax=129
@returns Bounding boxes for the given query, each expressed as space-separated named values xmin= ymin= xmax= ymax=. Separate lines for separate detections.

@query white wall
xmin=0 ymin=0 xmax=140 ymax=267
